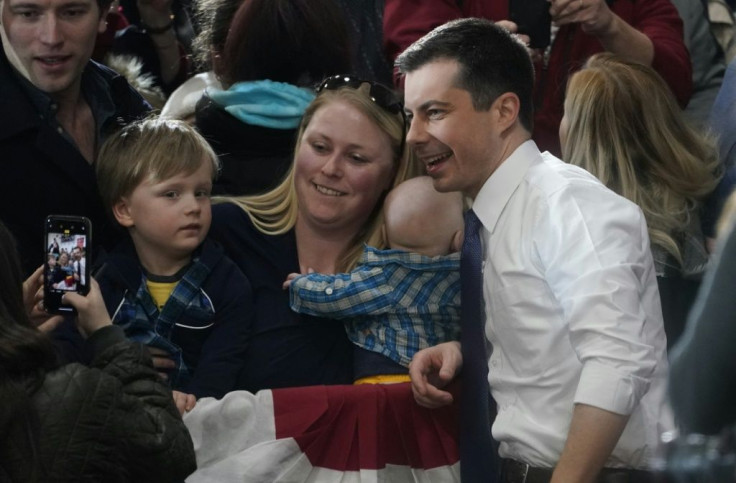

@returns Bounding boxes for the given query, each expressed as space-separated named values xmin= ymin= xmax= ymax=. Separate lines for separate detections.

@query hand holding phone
xmin=61 ymin=278 xmax=112 ymax=337
xmin=43 ymin=215 xmax=92 ymax=315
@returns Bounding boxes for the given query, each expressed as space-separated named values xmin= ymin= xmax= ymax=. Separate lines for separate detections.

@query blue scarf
xmin=208 ymin=79 xmax=315 ymax=129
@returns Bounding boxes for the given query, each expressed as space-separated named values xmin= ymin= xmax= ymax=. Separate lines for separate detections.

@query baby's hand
xmin=172 ymin=390 xmax=197 ymax=416
xmin=282 ymin=272 xmax=301 ymax=290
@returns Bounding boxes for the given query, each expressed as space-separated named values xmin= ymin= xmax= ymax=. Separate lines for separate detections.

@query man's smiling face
xmin=404 ymin=58 xmax=506 ymax=199
xmin=2 ymin=0 xmax=106 ymax=99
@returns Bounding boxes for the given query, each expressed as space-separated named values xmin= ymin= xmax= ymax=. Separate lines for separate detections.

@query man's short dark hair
xmin=396 ymin=18 xmax=535 ymax=132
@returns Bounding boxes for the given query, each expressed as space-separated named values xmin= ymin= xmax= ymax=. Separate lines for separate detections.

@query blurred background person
xmin=104 ymin=0 xmax=194 ymax=95
xmin=383 ymin=0 xmax=692 ymax=157
xmin=671 ymin=0 xmax=726 ymax=130
xmin=703 ymin=57 xmax=736 ymax=250
xmin=560 ymin=52 xmax=720 ymax=348
xmin=159 ymin=0 xmax=239 ymax=121
xmin=194 ymin=0 xmax=351 ymax=196
xmin=665 ymin=194 xmax=736 ymax=482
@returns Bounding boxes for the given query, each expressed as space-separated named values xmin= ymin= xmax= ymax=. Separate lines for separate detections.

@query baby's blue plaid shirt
xmin=289 ymin=245 xmax=461 ymax=368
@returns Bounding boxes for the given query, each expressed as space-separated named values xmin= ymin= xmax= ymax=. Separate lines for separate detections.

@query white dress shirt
xmin=473 ymin=141 xmax=674 ymax=468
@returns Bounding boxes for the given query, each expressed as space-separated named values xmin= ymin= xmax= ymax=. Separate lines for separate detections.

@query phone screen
xmin=44 ymin=215 xmax=92 ymax=314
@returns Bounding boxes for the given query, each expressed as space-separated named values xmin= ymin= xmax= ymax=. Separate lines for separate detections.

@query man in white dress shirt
xmin=398 ymin=18 xmax=673 ymax=483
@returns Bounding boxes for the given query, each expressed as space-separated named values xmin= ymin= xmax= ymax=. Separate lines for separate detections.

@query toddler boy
xmin=95 ymin=118 xmax=252 ymax=398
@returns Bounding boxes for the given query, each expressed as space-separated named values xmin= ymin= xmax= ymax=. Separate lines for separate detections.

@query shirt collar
xmin=12 ymin=66 xmax=57 ymax=120
xmin=82 ymin=63 xmax=117 ymax=143
xmin=472 ymin=139 xmax=542 ymax=234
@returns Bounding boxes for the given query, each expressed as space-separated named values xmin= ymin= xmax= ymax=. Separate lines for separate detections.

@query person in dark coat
xmin=0 ymin=0 xmax=150 ymax=277
xmin=194 ymin=0 xmax=352 ymax=196
xmin=0 ymin=221 xmax=196 ymax=482
xmin=669 ymin=205 xmax=736 ymax=435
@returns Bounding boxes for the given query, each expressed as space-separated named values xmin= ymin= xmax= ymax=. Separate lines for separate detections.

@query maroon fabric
xmin=273 ymin=383 xmax=459 ymax=472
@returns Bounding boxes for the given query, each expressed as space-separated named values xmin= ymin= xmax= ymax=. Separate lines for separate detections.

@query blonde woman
xmin=208 ymin=77 xmax=418 ymax=391
xmin=560 ymin=52 xmax=720 ymax=347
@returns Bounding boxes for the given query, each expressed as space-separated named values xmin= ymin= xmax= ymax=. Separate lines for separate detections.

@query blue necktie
xmin=460 ymin=209 xmax=498 ymax=482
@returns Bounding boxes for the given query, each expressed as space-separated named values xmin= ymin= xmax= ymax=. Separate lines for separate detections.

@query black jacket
xmin=0 ymin=43 xmax=150 ymax=276
xmin=195 ymin=94 xmax=297 ymax=196
xmin=96 ymin=237 xmax=253 ymax=398
xmin=0 ymin=326 xmax=196 ymax=482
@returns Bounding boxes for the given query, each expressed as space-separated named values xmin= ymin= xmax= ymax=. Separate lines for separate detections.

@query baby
xmin=285 ymin=176 xmax=464 ymax=383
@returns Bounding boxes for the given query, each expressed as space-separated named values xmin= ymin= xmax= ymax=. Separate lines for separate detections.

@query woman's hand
xmin=62 ymin=278 xmax=112 ymax=337
xmin=172 ymin=390 xmax=197 ymax=416
xmin=23 ymin=265 xmax=64 ymax=332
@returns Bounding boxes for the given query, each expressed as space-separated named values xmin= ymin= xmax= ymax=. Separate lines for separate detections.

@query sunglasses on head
xmin=316 ymin=75 xmax=407 ymax=155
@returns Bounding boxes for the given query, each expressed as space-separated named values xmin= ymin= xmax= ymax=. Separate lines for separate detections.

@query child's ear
xmin=112 ymin=198 xmax=135 ymax=227
xmin=451 ymin=229 xmax=464 ymax=253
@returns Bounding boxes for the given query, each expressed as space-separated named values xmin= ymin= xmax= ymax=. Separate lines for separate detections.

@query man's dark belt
xmin=500 ymin=458 xmax=656 ymax=483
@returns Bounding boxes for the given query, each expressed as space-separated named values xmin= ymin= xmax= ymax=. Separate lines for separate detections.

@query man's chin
xmin=428 ymin=175 xmax=456 ymax=193
xmin=30 ymin=71 xmax=76 ymax=97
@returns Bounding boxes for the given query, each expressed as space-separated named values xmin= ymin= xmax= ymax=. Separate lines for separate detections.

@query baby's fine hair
xmin=96 ymin=118 xmax=220 ymax=213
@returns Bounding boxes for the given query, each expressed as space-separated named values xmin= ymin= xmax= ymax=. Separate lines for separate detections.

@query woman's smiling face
xmin=294 ymin=99 xmax=396 ymax=235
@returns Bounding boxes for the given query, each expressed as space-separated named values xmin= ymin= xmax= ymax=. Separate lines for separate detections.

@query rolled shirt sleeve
xmin=537 ymin=186 xmax=658 ymax=414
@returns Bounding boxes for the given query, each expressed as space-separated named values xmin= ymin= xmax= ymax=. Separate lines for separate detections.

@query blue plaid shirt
xmin=289 ymin=246 xmax=461 ymax=368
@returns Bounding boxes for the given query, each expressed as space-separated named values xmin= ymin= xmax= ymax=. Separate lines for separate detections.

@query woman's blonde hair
xmin=217 ymin=84 xmax=419 ymax=271
xmin=562 ymin=53 xmax=720 ymax=265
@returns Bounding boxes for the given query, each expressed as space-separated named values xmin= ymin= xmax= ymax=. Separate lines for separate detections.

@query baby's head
xmin=96 ymin=118 xmax=220 ymax=223
xmin=383 ymin=176 xmax=464 ymax=257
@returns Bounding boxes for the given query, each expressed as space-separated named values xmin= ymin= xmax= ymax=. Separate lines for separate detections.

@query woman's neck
xmin=294 ymin=217 xmax=356 ymax=274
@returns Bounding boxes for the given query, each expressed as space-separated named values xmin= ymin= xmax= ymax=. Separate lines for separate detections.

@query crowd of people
xmin=1 ymin=0 xmax=735 ymax=481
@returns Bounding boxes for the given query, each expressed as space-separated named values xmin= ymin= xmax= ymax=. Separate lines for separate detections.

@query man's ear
xmin=493 ymin=92 xmax=521 ymax=132
xmin=112 ymin=198 xmax=135 ymax=227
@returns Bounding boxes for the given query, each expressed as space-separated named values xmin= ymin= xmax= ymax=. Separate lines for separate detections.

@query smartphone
xmin=510 ymin=0 xmax=552 ymax=49
xmin=44 ymin=215 xmax=92 ymax=315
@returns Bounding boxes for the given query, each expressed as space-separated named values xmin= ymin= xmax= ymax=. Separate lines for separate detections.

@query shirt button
xmin=491 ymin=360 xmax=498 ymax=367
xmin=325 ymin=287 xmax=333 ymax=295
xmin=57 ymin=126 xmax=63 ymax=134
